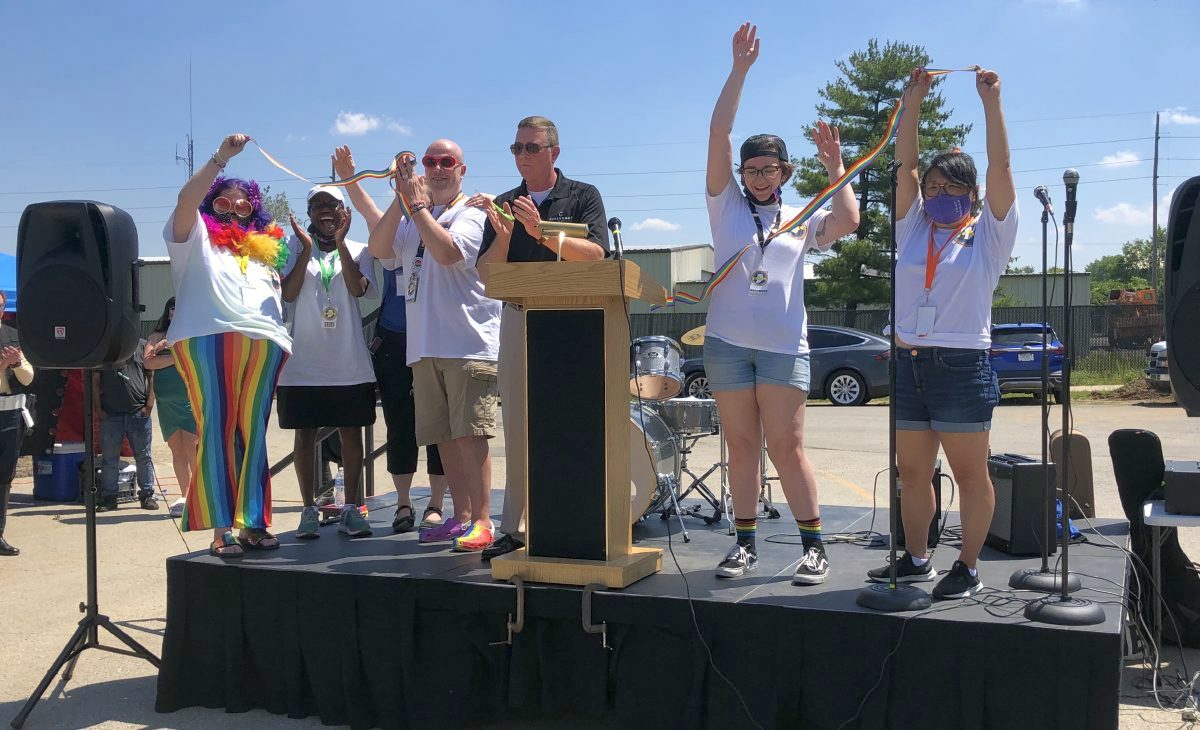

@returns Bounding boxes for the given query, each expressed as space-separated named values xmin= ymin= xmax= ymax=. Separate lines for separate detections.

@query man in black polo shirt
xmin=96 ymin=339 xmax=158 ymax=511
xmin=471 ymin=115 xmax=609 ymax=560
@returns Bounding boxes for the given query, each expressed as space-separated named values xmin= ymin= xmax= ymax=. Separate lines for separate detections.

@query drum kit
xmin=629 ymin=328 xmax=733 ymax=541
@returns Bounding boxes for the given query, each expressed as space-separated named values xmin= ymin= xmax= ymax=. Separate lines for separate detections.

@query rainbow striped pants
xmin=172 ymin=332 xmax=287 ymax=532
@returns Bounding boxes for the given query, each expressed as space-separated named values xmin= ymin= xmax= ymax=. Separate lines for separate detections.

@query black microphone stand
xmin=857 ymin=160 xmax=932 ymax=613
xmin=1009 ymin=193 xmax=1080 ymax=593
xmin=12 ymin=372 xmax=161 ymax=728
xmin=1024 ymin=170 xmax=1104 ymax=625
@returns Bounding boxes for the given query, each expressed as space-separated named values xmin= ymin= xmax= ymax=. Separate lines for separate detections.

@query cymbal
xmin=680 ymin=325 xmax=705 ymax=347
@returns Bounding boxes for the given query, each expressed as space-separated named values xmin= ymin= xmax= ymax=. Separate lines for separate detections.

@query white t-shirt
xmin=162 ymin=212 xmax=291 ymax=352
xmin=894 ymin=195 xmax=1019 ymax=349
xmin=390 ymin=202 xmax=501 ymax=365
xmin=276 ymin=238 xmax=376 ymax=387
xmin=704 ymin=175 xmax=832 ymax=356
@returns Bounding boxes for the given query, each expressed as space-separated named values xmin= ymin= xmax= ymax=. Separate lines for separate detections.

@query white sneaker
xmin=169 ymin=498 xmax=186 ymax=518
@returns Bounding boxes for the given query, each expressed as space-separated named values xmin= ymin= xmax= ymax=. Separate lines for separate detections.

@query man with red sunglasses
xmin=368 ymin=140 xmax=501 ymax=554
xmin=470 ymin=115 xmax=610 ymax=561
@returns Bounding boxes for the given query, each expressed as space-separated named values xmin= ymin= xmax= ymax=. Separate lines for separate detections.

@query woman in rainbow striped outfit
xmin=165 ymin=133 xmax=292 ymax=558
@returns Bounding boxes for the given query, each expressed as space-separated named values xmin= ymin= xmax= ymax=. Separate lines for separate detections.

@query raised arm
xmin=811 ymin=122 xmax=860 ymax=246
xmin=170 ymin=134 xmax=248 ymax=243
xmin=895 ymin=69 xmax=932 ymax=217
xmin=281 ymin=215 xmax=313 ymax=303
xmin=332 ymin=145 xmax=385 ymax=231
xmin=707 ymin=23 xmax=759 ymax=197
xmin=976 ymin=69 xmax=1014 ymax=219
xmin=369 ymin=194 xmax=406 ymax=263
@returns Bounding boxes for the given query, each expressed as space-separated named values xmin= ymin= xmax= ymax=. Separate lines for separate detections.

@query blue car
xmin=989 ymin=323 xmax=1064 ymax=401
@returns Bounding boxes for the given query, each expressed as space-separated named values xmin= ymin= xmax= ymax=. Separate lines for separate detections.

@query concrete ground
xmin=0 ymin=395 xmax=1197 ymax=729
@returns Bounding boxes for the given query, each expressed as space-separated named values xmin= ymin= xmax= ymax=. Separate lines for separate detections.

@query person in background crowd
xmin=0 ymin=291 xmax=33 ymax=556
xmin=96 ymin=339 xmax=158 ymax=512
xmin=144 ymin=297 xmax=198 ymax=518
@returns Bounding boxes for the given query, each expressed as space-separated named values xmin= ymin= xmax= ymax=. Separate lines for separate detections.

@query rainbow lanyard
xmin=654 ymin=66 xmax=976 ymax=310
xmin=253 ymin=141 xmax=421 ymax=217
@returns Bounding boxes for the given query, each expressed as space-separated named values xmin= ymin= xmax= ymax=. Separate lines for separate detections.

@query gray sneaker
xmin=297 ymin=506 xmax=321 ymax=539
xmin=716 ymin=543 xmax=758 ymax=578
xmin=339 ymin=505 xmax=373 ymax=537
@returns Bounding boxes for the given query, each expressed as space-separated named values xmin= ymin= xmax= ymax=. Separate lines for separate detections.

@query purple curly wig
xmin=199 ymin=176 xmax=274 ymax=231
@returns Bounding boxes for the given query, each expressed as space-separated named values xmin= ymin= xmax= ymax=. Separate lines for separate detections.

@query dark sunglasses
xmin=422 ymin=155 xmax=460 ymax=170
xmin=308 ymin=198 xmax=344 ymax=211
xmin=509 ymin=142 xmax=553 ymax=155
xmin=212 ymin=196 xmax=253 ymax=218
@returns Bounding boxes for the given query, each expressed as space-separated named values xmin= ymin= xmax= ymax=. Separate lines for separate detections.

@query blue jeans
xmin=100 ymin=411 xmax=155 ymax=499
xmin=703 ymin=335 xmax=812 ymax=392
xmin=895 ymin=347 xmax=999 ymax=432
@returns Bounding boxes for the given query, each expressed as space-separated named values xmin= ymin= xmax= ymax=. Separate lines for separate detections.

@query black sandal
xmin=238 ymin=528 xmax=280 ymax=550
xmin=420 ymin=505 xmax=444 ymax=529
xmin=393 ymin=504 xmax=416 ymax=533
xmin=209 ymin=532 xmax=244 ymax=559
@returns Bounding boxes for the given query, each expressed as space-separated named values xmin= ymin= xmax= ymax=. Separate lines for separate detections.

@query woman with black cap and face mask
xmin=866 ymin=66 xmax=1016 ymax=600
xmin=705 ymin=23 xmax=860 ymax=584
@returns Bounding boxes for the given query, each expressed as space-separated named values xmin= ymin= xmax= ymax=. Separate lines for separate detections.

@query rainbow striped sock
xmin=797 ymin=517 xmax=822 ymax=549
xmin=735 ymin=518 xmax=757 ymax=549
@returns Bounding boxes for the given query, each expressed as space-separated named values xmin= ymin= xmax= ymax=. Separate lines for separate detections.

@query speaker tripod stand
xmin=11 ymin=377 xmax=160 ymax=729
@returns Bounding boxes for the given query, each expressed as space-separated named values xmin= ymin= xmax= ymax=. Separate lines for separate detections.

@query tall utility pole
xmin=1151 ymin=111 xmax=1160 ymax=293
xmin=175 ymin=58 xmax=194 ymax=179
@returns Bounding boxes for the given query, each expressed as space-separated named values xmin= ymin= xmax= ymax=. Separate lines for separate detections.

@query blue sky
xmin=2 ymin=0 xmax=1198 ymax=272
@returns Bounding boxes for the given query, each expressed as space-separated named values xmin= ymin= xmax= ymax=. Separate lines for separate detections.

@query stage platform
xmin=156 ymin=491 xmax=1127 ymax=729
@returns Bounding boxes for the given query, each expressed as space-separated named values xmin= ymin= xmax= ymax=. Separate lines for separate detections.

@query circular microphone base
xmin=1023 ymin=596 xmax=1106 ymax=626
xmin=1008 ymin=568 xmax=1082 ymax=593
xmin=856 ymin=583 xmax=932 ymax=613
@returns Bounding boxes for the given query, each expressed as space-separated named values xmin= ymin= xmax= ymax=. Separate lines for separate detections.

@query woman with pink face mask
xmin=866 ymin=67 xmax=1017 ymax=601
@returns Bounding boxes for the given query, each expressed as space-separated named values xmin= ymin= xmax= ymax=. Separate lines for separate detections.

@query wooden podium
xmin=484 ymin=260 xmax=666 ymax=588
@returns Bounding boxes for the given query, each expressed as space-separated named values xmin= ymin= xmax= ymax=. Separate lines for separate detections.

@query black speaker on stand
xmin=1165 ymin=176 xmax=1200 ymax=416
xmin=10 ymin=201 xmax=157 ymax=729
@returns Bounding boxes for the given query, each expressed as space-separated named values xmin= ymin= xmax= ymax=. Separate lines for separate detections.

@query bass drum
xmin=630 ymin=403 xmax=679 ymax=523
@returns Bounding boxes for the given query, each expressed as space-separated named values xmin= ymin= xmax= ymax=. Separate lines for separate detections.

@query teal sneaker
xmin=339 ymin=505 xmax=373 ymax=538
xmin=297 ymin=506 xmax=321 ymax=539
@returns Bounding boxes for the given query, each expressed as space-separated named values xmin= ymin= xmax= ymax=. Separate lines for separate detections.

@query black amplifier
xmin=986 ymin=453 xmax=1056 ymax=556
xmin=1164 ymin=461 xmax=1200 ymax=515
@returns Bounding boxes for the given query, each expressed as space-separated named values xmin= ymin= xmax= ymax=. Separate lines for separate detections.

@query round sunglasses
xmin=212 ymin=196 xmax=253 ymax=218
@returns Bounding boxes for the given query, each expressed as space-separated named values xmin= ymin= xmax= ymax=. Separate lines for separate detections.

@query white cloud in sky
xmin=331 ymin=111 xmax=411 ymax=136
xmin=630 ymin=217 xmax=681 ymax=232
xmin=1097 ymin=150 xmax=1140 ymax=168
xmin=285 ymin=133 xmax=308 ymax=143
xmin=1162 ymin=107 xmax=1200 ymax=125
xmin=1094 ymin=202 xmax=1151 ymax=227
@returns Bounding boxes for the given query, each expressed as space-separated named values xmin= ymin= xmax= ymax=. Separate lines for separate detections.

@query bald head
xmin=426 ymin=139 xmax=463 ymax=161
xmin=422 ymin=139 xmax=466 ymax=204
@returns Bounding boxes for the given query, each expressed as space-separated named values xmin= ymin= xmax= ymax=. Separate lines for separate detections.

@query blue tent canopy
xmin=0 ymin=253 xmax=14 ymax=312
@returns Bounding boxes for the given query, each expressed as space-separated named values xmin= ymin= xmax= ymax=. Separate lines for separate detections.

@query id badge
xmin=322 ymin=304 xmax=339 ymax=329
xmin=406 ymin=259 xmax=422 ymax=303
xmin=394 ymin=267 xmax=404 ymax=294
xmin=915 ymin=305 xmax=936 ymax=338
xmin=240 ymin=282 xmax=259 ymax=308
xmin=749 ymin=269 xmax=768 ymax=294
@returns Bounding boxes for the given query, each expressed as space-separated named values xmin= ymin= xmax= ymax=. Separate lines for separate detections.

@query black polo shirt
xmin=478 ymin=168 xmax=610 ymax=262
xmin=100 ymin=339 xmax=148 ymax=414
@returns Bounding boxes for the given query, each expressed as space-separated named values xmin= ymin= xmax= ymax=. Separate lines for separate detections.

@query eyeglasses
xmin=923 ymin=182 xmax=971 ymax=197
xmin=422 ymin=155 xmax=460 ymax=169
xmin=509 ymin=142 xmax=554 ymax=155
xmin=742 ymin=164 xmax=783 ymax=180
xmin=308 ymin=199 xmax=344 ymax=211
xmin=212 ymin=196 xmax=253 ymax=218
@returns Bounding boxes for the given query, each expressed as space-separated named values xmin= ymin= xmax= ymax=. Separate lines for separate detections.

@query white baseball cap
xmin=306 ymin=185 xmax=345 ymax=204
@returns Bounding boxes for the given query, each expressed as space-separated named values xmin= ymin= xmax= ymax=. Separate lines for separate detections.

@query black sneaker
xmin=139 ymin=495 xmax=160 ymax=510
xmin=933 ymin=560 xmax=982 ymax=600
xmin=96 ymin=497 xmax=119 ymax=512
xmin=868 ymin=552 xmax=935 ymax=583
xmin=482 ymin=533 xmax=524 ymax=561
xmin=792 ymin=544 xmax=830 ymax=585
xmin=716 ymin=543 xmax=758 ymax=578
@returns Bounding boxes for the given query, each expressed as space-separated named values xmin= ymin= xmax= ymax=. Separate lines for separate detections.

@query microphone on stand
xmin=1034 ymin=185 xmax=1053 ymax=214
xmin=608 ymin=217 xmax=624 ymax=259
xmin=1062 ymin=169 xmax=1079 ymax=239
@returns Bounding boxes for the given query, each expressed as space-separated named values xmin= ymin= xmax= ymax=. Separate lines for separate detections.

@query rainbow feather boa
xmin=202 ymin=214 xmax=290 ymax=272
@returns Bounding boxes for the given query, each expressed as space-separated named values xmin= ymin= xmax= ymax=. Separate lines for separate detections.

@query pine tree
xmin=792 ymin=39 xmax=971 ymax=317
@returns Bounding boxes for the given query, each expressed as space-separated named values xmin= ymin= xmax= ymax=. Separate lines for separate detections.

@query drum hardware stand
xmin=662 ymin=432 xmax=727 ymax=526
xmin=758 ymin=436 xmax=782 ymax=519
xmin=657 ymin=472 xmax=691 ymax=542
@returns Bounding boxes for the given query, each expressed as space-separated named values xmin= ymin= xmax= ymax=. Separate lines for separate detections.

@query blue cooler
xmin=33 ymin=442 xmax=87 ymax=502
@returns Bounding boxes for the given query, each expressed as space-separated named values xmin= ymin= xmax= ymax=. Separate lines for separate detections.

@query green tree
xmin=1004 ymin=257 xmax=1036 ymax=275
xmin=260 ymin=185 xmax=293 ymax=226
xmin=1083 ymin=227 xmax=1165 ymax=303
xmin=795 ymin=39 xmax=971 ymax=318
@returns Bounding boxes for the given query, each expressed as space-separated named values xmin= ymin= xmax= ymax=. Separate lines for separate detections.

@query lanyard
xmin=413 ymin=192 xmax=466 ymax=261
xmin=746 ymin=195 xmax=782 ymax=250
xmin=924 ymin=217 xmax=976 ymax=294
xmin=316 ymin=249 xmax=339 ymax=292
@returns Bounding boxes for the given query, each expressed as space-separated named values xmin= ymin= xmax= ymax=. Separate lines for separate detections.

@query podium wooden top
xmin=483 ymin=260 xmax=667 ymax=306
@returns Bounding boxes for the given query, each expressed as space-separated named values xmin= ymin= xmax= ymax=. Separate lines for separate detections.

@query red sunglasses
xmin=422 ymin=155 xmax=460 ymax=170
xmin=212 ymin=196 xmax=253 ymax=218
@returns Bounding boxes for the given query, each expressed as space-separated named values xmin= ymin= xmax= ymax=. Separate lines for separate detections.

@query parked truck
xmin=1105 ymin=288 xmax=1164 ymax=349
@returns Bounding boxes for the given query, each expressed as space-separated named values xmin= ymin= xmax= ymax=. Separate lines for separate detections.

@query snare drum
xmin=630 ymin=403 xmax=680 ymax=523
xmin=630 ymin=336 xmax=683 ymax=401
xmin=654 ymin=397 xmax=719 ymax=436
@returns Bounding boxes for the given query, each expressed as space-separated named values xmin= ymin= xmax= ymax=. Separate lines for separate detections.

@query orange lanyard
xmin=924 ymin=217 xmax=975 ymax=294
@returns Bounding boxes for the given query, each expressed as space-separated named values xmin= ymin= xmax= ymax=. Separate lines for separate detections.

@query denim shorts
xmin=703 ymin=336 xmax=811 ymax=392
xmin=895 ymin=346 xmax=999 ymax=432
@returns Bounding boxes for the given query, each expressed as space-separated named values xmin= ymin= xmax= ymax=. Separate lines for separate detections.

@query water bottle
xmin=333 ymin=468 xmax=345 ymax=507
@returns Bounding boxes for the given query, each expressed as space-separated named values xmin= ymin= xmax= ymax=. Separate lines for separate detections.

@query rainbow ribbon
xmin=253 ymin=141 xmax=419 ymax=216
